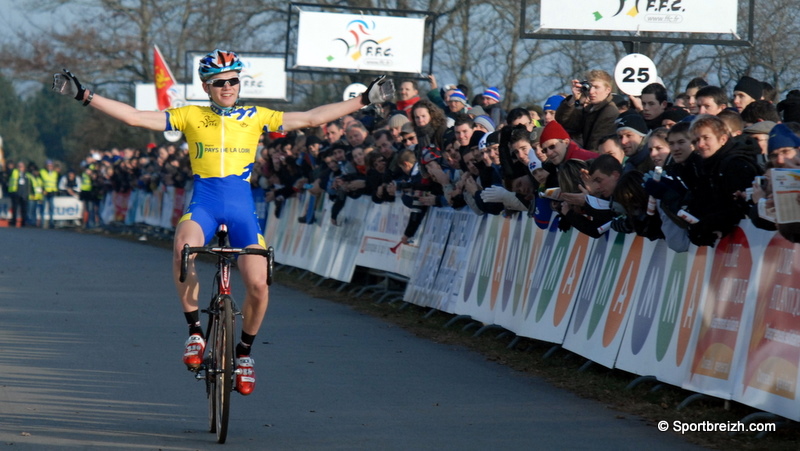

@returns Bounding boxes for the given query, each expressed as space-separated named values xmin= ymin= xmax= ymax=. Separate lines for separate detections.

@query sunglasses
xmin=544 ymin=142 xmax=561 ymax=152
xmin=403 ymin=135 xmax=417 ymax=143
xmin=206 ymin=77 xmax=240 ymax=88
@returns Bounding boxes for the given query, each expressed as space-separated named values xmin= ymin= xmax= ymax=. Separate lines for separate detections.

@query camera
xmin=394 ymin=180 xmax=413 ymax=191
xmin=755 ymin=176 xmax=768 ymax=191
xmin=579 ymin=80 xmax=591 ymax=93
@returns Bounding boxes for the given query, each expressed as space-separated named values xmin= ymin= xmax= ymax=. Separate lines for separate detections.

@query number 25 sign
xmin=614 ymin=53 xmax=658 ymax=96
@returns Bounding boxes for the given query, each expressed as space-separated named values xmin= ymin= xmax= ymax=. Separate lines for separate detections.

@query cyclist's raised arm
xmin=88 ymin=94 xmax=167 ymax=131
xmin=52 ymin=69 xmax=167 ymax=132
xmin=282 ymin=76 xmax=394 ymax=132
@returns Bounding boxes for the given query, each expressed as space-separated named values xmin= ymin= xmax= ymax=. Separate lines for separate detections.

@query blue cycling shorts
xmin=179 ymin=177 xmax=265 ymax=248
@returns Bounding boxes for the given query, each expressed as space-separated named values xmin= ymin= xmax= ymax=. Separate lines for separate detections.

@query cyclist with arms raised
xmin=53 ymin=50 xmax=393 ymax=395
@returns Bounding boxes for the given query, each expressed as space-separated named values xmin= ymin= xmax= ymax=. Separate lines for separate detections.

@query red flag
xmin=153 ymin=44 xmax=177 ymax=110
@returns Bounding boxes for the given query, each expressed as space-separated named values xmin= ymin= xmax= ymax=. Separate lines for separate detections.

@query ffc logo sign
xmin=330 ymin=20 xmax=393 ymax=63
xmin=598 ymin=0 xmax=686 ymax=20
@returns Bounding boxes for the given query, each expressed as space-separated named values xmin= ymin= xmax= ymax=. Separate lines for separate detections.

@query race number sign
xmin=343 ymin=83 xmax=367 ymax=101
xmin=614 ymin=53 xmax=658 ymax=96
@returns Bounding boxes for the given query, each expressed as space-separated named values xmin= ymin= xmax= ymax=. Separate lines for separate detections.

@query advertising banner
xmin=540 ymin=0 xmax=738 ymax=34
xmin=296 ymin=11 xmax=425 ymax=74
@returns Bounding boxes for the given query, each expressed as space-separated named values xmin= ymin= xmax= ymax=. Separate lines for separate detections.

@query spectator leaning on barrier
xmin=648 ymin=127 xmax=672 ymax=169
xmin=683 ymin=114 xmax=762 ymax=247
xmin=58 ymin=169 xmax=80 ymax=197
xmin=611 ymin=170 xmax=665 ymax=240
xmin=741 ymin=123 xmax=800 ymax=233
xmin=539 ymin=120 xmax=597 ymax=169
xmin=615 ymin=113 xmax=654 ymax=174
xmin=597 ymin=133 xmax=626 ymax=164
xmin=742 ymin=120 xmax=776 ymax=170
xmin=555 ymin=69 xmax=620 ymax=151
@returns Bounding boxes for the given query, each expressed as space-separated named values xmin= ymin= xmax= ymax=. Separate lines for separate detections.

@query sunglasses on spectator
xmin=206 ymin=77 xmax=240 ymax=88
xmin=544 ymin=142 xmax=561 ymax=152
xmin=403 ymin=135 xmax=417 ymax=143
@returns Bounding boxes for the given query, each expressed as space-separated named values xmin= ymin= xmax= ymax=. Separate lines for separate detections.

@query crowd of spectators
xmin=2 ymin=142 xmax=191 ymax=228
xmin=251 ymin=72 xmax=800 ymax=248
xmin=4 ymin=71 xmax=800 ymax=246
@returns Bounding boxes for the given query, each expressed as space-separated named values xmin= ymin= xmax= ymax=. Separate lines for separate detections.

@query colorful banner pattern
xmin=260 ymin=196 xmax=800 ymax=423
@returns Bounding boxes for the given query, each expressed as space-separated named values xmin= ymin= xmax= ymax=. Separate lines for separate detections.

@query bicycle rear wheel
xmin=213 ymin=294 xmax=235 ymax=443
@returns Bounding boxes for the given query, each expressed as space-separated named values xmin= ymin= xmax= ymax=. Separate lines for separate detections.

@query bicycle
xmin=179 ymin=224 xmax=274 ymax=443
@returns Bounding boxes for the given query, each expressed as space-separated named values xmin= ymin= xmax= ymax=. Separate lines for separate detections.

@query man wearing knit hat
xmin=387 ymin=113 xmax=410 ymax=144
xmin=733 ymin=75 xmax=763 ymax=113
xmin=539 ymin=120 xmax=597 ymax=166
xmin=482 ymin=86 xmax=506 ymax=129
xmin=446 ymin=89 xmax=470 ymax=117
xmin=768 ymin=123 xmax=800 ymax=168
xmin=543 ymin=95 xmax=564 ymax=125
xmin=473 ymin=115 xmax=496 ymax=133
xmin=615 ymin=113 xmax=654 ymax=174
xmin=482 ymin=87 xmax=501 ymax=105
xmin=743 ymin=120 xmax=775 ymax=167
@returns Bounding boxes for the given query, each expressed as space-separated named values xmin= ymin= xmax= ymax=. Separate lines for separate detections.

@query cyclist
xmin=53 ymin=49 xmax=393 ymax=395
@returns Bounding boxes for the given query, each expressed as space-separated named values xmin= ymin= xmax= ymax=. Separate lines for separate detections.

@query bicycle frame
xmin=178 ymin=225 xmax=274 ymax=443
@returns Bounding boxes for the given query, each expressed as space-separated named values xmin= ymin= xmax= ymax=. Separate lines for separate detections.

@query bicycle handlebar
xmin=179 ymin=245 xmax=275 ymax=284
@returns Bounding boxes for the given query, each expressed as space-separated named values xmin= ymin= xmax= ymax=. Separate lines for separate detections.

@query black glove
xmin=52 ymin=69 xmax=91 ymax=105
xmin=688 ymin=223 xmax=718 ymax=247
xmin=362 ymin=76 xmax=394 ymax=105
xmin=610 ymin=215 xmax=634 ymax=234
xmin=556 ymin=214 xmax=571 ymax=232
xmin=643 ymin=173 xmax=687 ymax=200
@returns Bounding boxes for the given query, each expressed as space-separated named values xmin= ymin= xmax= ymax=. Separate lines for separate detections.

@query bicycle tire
xmin=206 ymin=308 xmax=218 ymax=434
xmin=214 ymin=294 xmax=235 ymax=443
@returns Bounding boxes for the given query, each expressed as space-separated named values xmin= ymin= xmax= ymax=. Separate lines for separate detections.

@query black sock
xmin=184 ymin=310 xmax=203 ymax=336
xmin=236 ymin=332 xmax=256 ymax=357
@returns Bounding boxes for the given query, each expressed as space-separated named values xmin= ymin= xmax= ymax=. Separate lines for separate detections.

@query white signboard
xmin=296 ymin=11 xmax=425 ymax=74
xmin=614 ymin=53 xmax=658 ymax=96
xmin=186 ymin=55 xmax=288 ymax=101
xmin=540 ymin=0 xmax=738 ymax=35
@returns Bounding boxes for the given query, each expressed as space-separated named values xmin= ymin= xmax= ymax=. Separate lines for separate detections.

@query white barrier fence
xmin=0 ymin=196 xmax=84 ymax=221
xmin=266 ymin=194 xmax=800 ymax=424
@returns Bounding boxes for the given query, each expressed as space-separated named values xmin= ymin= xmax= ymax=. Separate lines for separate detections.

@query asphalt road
xmin=0 ymin=227 xmax=704 ymax=450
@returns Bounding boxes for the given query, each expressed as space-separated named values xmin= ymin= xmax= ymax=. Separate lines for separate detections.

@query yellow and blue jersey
xmin=166 ymin=104 xmax=283 ymax=182
xmin=166 ymin=104 xmax=284 ymax=247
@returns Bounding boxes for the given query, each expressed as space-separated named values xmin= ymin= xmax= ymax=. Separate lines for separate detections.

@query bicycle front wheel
xmin=214 ymin=294 xmax=235 ymax=443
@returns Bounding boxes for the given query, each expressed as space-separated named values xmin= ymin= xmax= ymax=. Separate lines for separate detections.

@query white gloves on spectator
xmin=481 ymin=186 xmax=526 ymax=211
